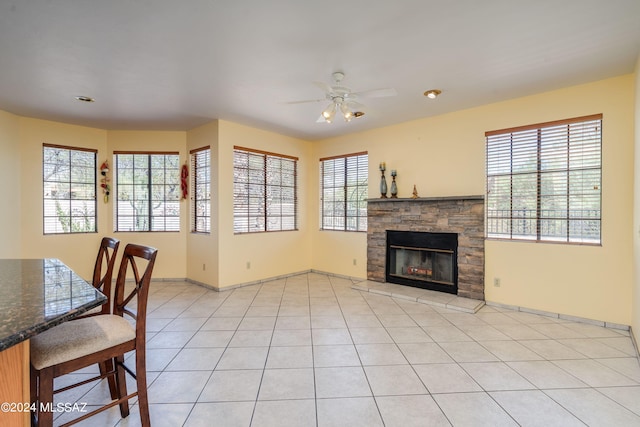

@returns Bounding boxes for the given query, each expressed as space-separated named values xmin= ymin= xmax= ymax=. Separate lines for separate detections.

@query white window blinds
xmin=320 ymin=152 xmax=368 ymax=232
xmin=233 ymin=146 xmax=298 ymax=233
xmin=486 ymin=114 xmax=602 ymax=244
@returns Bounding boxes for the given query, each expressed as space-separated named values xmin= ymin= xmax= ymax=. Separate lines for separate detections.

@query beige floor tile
xmin=199 ymin=369 xmax=262 ymax=402
xmin=183 ymin=402 xmax=254 ymax=427
xmin=413 ymin=363 xmax=482 ymax=394
xmin=266 ymin=345 xmax=313 ymax=368
xmin=316 ymin=397 xmax=383 ymax=427
xmin=364 ymin=365 xmax=427 ymax=395
xmin=355 ymin=343 xmax=408 ymax=365
xmin=433 ymin=392 xmax=518 ymax=427
xmin=376 ymin=395 xmax=451 ymax=427
xmin=252 ymin=399 xmax=316 ymax=427
xmin=313 ymin=344 xmax=361 ymax=367
xmin=315 ymin=366 xmax=371 ymax=398
xmin=490 ymin=390 xmax=584 ymax=427
xmin=545 ymin=388 xmax=640 ymax=426
xmin=258 ymin=368 xmax=315 ymax=400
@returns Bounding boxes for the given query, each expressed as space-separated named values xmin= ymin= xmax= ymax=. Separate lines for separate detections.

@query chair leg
xmin=115 ymin=355 xmax=130 ymax=418
xmin=37 ymin=368 xmax=54 ymax=427
xmin=136 ymin=349 xmax=151 ymax=427
xmin=100 ymin=359 xmax=118 ymax=400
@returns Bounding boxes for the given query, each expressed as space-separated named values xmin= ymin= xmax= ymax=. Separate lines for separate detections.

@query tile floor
xmin=52 ymin=273 xmax=640 ymax=426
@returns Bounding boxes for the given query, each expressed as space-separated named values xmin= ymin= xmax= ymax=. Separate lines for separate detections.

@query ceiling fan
xmin=287 ymin=72 xmax=397 ymax=123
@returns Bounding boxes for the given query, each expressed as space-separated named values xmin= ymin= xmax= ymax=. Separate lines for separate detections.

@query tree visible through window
xmin=43 ymin=144 xmax=97 ymax=234
xmin=191 ymin=146 xmax=211 ymax=233
xmin=486 ymin=114 xmax=602 ymax=244
xmin=233 ymin=146 xmax=298 ymax=233
xmin=320 ymin=152 xmax=368 ymax=232
xmin=114 ymin=152 xmax=180 ymax=232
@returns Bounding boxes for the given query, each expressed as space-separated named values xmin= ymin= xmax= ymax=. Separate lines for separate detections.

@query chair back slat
xmin=90 ymin=237 xmax=120 ymax=315
xmin=113 ymin=244 xmax=158 ymax=337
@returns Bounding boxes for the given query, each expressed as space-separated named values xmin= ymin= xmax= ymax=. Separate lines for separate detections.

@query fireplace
xmin=386 ymin=231 xmax=458 ymax=294
xmin=367 ymin=196 xmax=484 ymax=300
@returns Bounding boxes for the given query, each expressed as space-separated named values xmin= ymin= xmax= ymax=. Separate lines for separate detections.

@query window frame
xmin=113 ymin=151 xmax=181 ymax=233
xmin=43 ymin=143 xmax=97 ymax=235
xmin=319 ymin=151 xmax=368 ymax=232
xmin=233 ymin=146 xmax=298 ymax=234
xmin=190 ymin=146 xmax=211 ymax=234
xmin=485 ymin=114 xmax=602 ymax=245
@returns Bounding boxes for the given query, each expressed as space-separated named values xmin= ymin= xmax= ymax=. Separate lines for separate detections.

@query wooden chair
xmin=30 ymin=244 xmax=158 ymax=427
xmin=77 ymin=237 xmax=120 ymax=318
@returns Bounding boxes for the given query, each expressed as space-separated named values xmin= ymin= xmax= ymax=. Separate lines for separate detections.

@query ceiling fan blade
xmin=313 ymin=81 xmax=333 ymax=94
xmin=282 ymin=98 xmax=326 ymax=105
xmin=345 ymin=100 xmax=366 ymax=110
xmin=352 ymin=87 xmax=397 ymax=98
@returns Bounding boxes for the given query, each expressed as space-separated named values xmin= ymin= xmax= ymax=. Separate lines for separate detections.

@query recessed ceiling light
xmin=423 ymin=89 xmax=441 ymax=99
xmin=75 ymin=96 xmax=95 ymax=103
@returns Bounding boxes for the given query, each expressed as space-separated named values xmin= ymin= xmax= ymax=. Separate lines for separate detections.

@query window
xmin=233 ymin=146 xmax=297 ymax=233
xmin=191 ymin=146 xmax=211 ymax=233
xmin=320 ymin=152 xmax=368 ymax=232
xmin=43 ymin=144 xmax=97 ymax=234
xmin=486 ymin=114 xmax=602 ymax=244
xmin=114 ymin=152 xmax=180 ymax=232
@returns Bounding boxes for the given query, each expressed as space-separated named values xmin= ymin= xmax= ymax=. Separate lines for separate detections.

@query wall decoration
xmin=181 ymin=163 xmax=189 ymax=200
xmin=99 ymin=160 xmax=110 ymax=203
xmin=411 ymin=184 xmax=419 ymax=199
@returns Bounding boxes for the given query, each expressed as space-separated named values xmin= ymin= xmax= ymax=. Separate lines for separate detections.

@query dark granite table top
xmin=0 ymin=258 xmax=107 ymax=352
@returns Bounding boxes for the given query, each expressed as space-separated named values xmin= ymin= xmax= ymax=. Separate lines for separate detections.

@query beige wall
xmin=106 ymin=130 xmax=188 ymax=279
xmin=0 ymin=111 xmax=21 ymax=258
xmin=313 ymin=75 xmax=635 ymax=325
xmin=215 ymin=121 xmax=313 ymax=288
xmin=186 ymin=121 xmax=219 ymax=286
xmin=14 ymin=121 xmax=188 ymax=280
xmin=486 ymin=76 xmax=634 ymax=325
xmin=310 ymin=140 xmax=369 ymax=278
xmin=19 ymin=118 xmax=109 ymax=279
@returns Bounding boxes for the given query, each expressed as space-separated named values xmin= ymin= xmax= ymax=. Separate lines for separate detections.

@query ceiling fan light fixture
xmin=424 ymin=89 xmax=441 ymax=99
xmin=322 ymin=102 xmax=337 ymax=122
xmin=340 ymin=103 xmax=354 ymax=121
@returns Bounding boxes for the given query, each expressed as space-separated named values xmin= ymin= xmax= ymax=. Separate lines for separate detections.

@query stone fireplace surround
xmin=367 ymin=196 xmax=485 ymax=301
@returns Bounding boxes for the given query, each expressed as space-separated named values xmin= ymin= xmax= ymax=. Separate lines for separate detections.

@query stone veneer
xmin=367 ymin=196 xmax=485 ymax=300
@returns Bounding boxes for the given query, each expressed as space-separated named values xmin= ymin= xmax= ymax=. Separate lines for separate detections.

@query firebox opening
xmin=386 ymin=231 xmax=458 ymax=294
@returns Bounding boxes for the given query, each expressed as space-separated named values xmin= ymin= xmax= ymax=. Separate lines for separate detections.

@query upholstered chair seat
xmin=30 ymin=315 xmax=135 ymax=370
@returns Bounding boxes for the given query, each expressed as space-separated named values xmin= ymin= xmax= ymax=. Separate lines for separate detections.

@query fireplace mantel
xmin=367 ymin=196 xmax=485 ymax=300
xmin=368 ymin=195 xmax=484 ymax=203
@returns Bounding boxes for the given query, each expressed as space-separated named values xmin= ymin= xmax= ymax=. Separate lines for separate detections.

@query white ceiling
xmin=0 ymin=0 xmax=639 ymax=141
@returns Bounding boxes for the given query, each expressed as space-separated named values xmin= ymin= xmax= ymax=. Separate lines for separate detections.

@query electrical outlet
xmin=494 ymin=277 xmax=501 ymax=287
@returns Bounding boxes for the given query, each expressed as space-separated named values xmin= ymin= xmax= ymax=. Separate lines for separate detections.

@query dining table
xmin=0 ymin=258 xmax=106 ymax=427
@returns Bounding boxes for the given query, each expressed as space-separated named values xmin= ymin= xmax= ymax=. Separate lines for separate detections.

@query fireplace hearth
xmin=386 ymin=231 xmax=458 ymax=294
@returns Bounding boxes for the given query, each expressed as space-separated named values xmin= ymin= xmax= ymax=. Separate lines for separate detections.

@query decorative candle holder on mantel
xmin=379 ymin=162 xmax=388 ymax=198
xmin=390 ymin=170 xmax=398 ymax=198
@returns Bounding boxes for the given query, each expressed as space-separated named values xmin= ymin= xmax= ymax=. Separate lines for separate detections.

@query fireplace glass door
xmin=385 ymin=230 xmax=458 ymax=294
xmin=389 ymin=246 xmax=454 ymax=286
